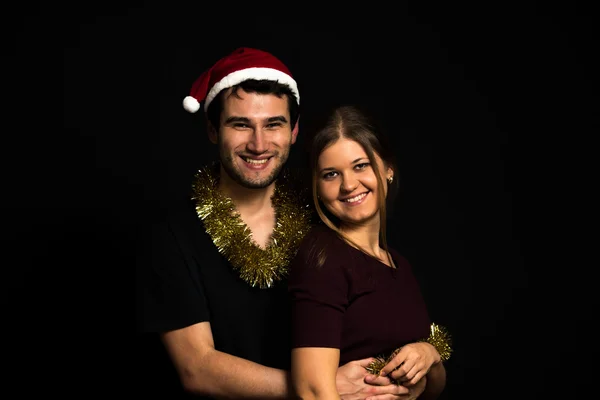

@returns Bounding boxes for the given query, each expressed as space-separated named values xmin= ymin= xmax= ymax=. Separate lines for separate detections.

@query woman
xmin=288 ymin=106 xmax=450 ymax=400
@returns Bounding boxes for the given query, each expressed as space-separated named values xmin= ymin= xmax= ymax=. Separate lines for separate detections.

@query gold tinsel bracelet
xmin=365 ymin=323 xmax=453 ymax=380
xmin=420 ymin=323 xmax=452 ymax=362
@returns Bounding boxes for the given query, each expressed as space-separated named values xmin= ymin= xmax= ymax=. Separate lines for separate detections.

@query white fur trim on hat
xmin=204 ymin=67 xmax=300 ymax=111
xmin=183 ymin=96 xmax=201 ymax=113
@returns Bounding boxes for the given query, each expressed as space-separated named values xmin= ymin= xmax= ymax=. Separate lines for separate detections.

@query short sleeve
xmin=135 ymin=214 xmax=210 ymax=333
xmin=288 ymin=227 xmax=349 ymax=349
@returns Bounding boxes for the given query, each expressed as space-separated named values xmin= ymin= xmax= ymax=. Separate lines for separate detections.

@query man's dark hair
xmin=206 ymin=79 xmax=300 ymax=129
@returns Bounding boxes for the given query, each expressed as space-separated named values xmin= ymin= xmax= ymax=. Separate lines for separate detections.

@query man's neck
xmin=218 ymin=167 xmax=277 ymax=249
xmin=218 ymin=168 xmax=276 ymax=215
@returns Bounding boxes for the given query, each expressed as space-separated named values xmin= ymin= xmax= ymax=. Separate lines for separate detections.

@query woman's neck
xmin=339 ymin=219 xmax=383 ymax=258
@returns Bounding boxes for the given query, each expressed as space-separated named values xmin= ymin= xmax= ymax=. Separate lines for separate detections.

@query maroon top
xmin=288 ymin=225 xmax=431 ymax=365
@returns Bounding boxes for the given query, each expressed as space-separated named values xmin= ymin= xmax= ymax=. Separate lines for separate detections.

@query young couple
xmin=136 ymin=47 xmax=451 ymax=399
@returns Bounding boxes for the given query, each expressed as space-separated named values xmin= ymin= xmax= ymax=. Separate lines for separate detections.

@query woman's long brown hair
xmin=308 ymin=105 xmax=399 ymax=267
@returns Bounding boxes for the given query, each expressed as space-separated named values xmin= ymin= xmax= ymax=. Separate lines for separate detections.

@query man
xmin=136 ymin=47 xmax=422 ymax=399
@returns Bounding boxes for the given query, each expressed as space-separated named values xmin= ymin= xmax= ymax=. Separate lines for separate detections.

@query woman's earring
xmin=387 ymin=176 xmax=394 ymax=184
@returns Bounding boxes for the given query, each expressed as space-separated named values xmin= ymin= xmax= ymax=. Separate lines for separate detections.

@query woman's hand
xmin=379 ymin=342 xmax=441 ymax=386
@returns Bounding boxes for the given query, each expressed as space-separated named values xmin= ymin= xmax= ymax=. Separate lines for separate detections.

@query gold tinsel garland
xmin=191 ymin=164 xmax=313 ymax=289
xmin=365 ymin=323 xmax=453 ymax=383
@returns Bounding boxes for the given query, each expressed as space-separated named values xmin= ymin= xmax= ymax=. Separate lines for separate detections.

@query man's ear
xmin=291 ymin=115 xmax=300 ymax=144
xmin=207 ymin=121 xmax=218 ymax=144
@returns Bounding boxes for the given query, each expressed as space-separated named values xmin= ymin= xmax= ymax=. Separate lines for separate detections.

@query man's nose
xmin=247 ymin=129 xmax=268 ymax=154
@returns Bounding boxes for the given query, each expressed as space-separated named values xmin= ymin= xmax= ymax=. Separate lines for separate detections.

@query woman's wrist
xmin=419 ymin=323 xmax=452 ymax=363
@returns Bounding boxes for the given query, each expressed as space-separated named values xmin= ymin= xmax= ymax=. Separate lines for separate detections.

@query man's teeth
xmin=344 ymin=193 xmax=367 ymax=203
xmin=243 ymin=158 xmax=268 ymax=164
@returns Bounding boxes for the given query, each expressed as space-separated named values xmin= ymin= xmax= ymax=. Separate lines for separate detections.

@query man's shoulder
xmin=278 ymin=167 xmax=319 ymax=224
xmin=280 ymin=167 xmax=310 ymax=195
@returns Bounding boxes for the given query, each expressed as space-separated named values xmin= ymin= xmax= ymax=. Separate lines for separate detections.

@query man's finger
xmin=366 ymin=396 xmax=404 ymax=400
xmin=364 ymin=374 xmax=392 ymax=386
xmin=354 ymin=357 xmax=377 ymax=368
xmin=365 ymin=383 xmax=410 ymax=397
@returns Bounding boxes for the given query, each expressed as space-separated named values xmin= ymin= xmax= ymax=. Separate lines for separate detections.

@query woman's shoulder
xmin=299 ymin=223 xmax=342 ymax=249
xmin=293 ymin=224 xmax=348 ymax=267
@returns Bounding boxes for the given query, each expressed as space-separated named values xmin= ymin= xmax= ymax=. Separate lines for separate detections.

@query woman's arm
xmin=419 ymin=362 xmax=446 ymax=400
xmin=292 ymin=347 xmax=341 ymax=400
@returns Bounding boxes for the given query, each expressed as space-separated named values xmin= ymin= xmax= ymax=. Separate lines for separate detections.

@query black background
xmin=6 ymin=3 xmax=597 ymax=398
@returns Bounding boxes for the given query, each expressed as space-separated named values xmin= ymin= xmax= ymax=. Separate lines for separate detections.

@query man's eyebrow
xmin=224 ymin=116 xmax=250 ymax=124
xmin=224 ymin=116 xmax=288 ymax=124
xmin=267 ymin=116 xmax=288 ymax=123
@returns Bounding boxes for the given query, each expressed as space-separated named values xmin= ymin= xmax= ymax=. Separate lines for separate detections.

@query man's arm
xmin=161 ymin=321 xmax=291 ymax=399
xmin=162 ymin=322 xmax=415 ymax=400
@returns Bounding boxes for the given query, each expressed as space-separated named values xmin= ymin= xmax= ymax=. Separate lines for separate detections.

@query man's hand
xmin=363 ymin=374 xmax=427 ymax=400
xmin=336 ymin=357 xmax=412 ymax=400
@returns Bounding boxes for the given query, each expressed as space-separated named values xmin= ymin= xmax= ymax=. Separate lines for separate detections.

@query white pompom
xmin=183 ymin=96 xmax=200 ymax=113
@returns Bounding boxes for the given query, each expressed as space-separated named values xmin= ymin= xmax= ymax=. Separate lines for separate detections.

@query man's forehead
xmin=222 ymin=91 xmax=290 ymax=120
xmin=224 ymin=88 xmax=288 ymax=105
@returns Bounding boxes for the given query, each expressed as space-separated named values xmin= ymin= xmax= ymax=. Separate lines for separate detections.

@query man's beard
xmin=220 ymin=151 xmax=289 ymax=189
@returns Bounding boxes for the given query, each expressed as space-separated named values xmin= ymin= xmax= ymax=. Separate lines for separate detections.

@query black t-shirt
xmin=136 ymin=196 xmax=293 ymax=370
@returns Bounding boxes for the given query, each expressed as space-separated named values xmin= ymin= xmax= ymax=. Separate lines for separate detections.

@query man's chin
xmin=237 ymin=172 xmax=277 ymax=189
xmin=222 ymin=158 xmax=284 ymax=189
xmin=239 ymin=181 xmax=272 ymax=189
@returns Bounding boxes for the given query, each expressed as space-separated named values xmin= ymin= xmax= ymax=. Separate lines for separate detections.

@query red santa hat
xmin=182 ymin=47 xmax=300 ymax=113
